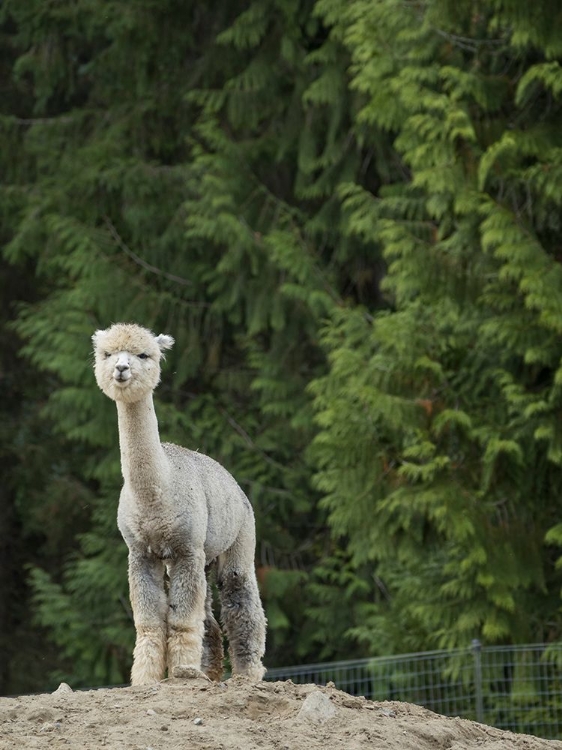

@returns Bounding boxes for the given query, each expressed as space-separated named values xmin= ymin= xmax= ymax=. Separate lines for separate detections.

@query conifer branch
xmin=7 ymin=115 xmax=75 ymax=125
xmin=103 ymin=217 xmax=194 ymax=287
xmin=217 ymin=404 xmax=295 ymax=471
xmin=432 ymin=28 xmax=506 ymax=52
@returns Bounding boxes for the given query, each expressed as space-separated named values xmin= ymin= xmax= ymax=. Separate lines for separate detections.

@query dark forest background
xmin=2 ymin=0 xmax=562 ymax=695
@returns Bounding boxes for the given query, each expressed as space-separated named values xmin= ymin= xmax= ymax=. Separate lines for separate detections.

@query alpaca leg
xmin=201 ymin=580 xmax=224 ymax=682
xmin=167 ymin=550 xmax=207 ymax=678
xmin=128 ymin=553 xmax=167 ymax=686
xmin=219 ymin=527 xmax=266 ymax=681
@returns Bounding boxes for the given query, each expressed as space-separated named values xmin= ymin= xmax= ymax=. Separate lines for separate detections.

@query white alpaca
xmin=92 ymin=322 xmax=266 ymax=685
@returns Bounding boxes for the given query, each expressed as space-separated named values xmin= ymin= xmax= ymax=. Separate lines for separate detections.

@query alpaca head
xmin=92 ymin=323 xmax=174 ymax=403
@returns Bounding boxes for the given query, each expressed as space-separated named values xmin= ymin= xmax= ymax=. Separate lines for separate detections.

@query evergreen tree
xmin=0 ymin=0 xmax=383 ymax=687
xmin=4 ymin=0 xmax=562 ymax=694
xmin=0 ymin=0 xmax=280 ymax=687
xmin=310 ymin=0 xmax=562 ymax=653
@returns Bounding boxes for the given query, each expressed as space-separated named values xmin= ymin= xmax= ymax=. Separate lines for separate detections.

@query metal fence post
xmin=472 ymin=638 xmax=484 ymax=724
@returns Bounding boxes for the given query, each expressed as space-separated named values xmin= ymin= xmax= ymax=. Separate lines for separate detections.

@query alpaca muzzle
xmin=114 ymin=359 xmax=131 ymax=383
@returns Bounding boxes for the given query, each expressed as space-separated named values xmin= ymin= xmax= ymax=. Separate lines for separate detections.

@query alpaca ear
xmin=92 ymin=330 xmax=104 ymax=347
xmin=156 ymin=334 xmax=174 ymax=352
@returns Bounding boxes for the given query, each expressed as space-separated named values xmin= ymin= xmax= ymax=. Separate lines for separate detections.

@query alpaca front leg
xmin=167 ymin=551 xmax=208 ymax=679
xmin=128 ymin=553 xmax=168 ymax=686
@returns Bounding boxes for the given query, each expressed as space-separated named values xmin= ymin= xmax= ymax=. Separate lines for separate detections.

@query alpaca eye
xmin=104 ymin=352 xmax=111 ymax=359
xmin=138 ymin=353 xmax=149 ymax=360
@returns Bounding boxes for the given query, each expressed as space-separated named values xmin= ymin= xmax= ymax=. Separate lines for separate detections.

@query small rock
xmin=53 ymin=683 xmax=73 ymax=695
xmin=380 ymin=707 xmax=396 ymax=717
xmin=39 ymin=721 xmax=56 ymax=732
xmin=193 ymin=717 xmax=203 ymax=726
xmin=160 ymin=725 xmax=169 ymax=731
xmin=297 ymin=691 xmax=337 ymax=723
xmin=340 ymin=695 xmax=364 ymax=709
xmin=26 ymin=708 xmax=56 ymax=723
xmin=172 ymin=666 xmax=210 ymax=681
xmin=146 ymin=709 xmax=156 ymax=716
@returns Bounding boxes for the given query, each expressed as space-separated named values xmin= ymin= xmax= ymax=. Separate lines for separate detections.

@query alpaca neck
xmin=116 ymin=395 xmax=168 ymax=496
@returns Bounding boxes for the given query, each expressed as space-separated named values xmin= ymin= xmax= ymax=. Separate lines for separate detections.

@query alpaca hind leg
xmin=219 ymin=570 xmax=266 ymax=680
xmin=201 ymin=579 xmax=224 ymax=681
xmin=167 ymin=550 xmax=208 ymax=679
xmin=128 ymin=553 xmax=168 ymax=686
xmin=219 ymin=529 xmax=266 ymax=681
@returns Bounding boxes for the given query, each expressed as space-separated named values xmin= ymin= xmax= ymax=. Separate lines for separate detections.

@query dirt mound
xmin=1 ymin=677 xmax=561 ymax=749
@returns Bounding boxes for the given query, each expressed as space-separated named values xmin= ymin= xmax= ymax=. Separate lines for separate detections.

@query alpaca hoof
xmin=230 ymin=664 xmax=266 ymax=683
xmin=172 ymin=665 xmax=211 ymax=681
xmin=204 ymin=666 xmax=224 ymax=683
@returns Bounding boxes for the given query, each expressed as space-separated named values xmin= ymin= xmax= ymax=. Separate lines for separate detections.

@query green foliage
xmin=0 ymin=0 xmax=379 ymax=689
xmin=309 ymin=0 xmax=562 ymax=655
xmin=2 ymin=0 xmax=562 ymax=696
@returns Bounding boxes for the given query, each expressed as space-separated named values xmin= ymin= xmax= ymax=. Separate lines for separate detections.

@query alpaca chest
xmin=118 ymin=495 xmax=189 ymax=561
xmin=134 ymin=513 xmax=186 ymax=560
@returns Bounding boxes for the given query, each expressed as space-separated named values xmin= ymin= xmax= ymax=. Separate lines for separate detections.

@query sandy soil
xmin=1 ymin=676 xmax=561 ymax=750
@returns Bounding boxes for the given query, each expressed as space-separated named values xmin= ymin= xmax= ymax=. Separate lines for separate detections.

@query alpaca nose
xmin=116 ymin=363 xmax=129 ymax=373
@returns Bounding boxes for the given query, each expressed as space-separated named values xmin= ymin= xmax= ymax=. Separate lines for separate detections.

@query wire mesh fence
xmin=265 ymin=641 xmax=562 ymax=740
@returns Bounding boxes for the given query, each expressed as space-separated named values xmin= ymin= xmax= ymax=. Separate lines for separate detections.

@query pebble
xmin=193 ymin=717 xmax=203 ymax=726
xmin=146 ymin=709 xmax=157 ymax=716
xmin=380 ymin=707 xmax=396 ymax=717
xmin=340 ymin=695 xmax=365 ymax=709
xmin=52 ymin=683 xmax=73 ymax=695
xmin=39 ymin=721 xmax=62 ymax=732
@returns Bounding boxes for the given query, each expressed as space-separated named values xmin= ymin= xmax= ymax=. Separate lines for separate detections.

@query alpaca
xmin=92 ymin=322 xmax=266 ymax=685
